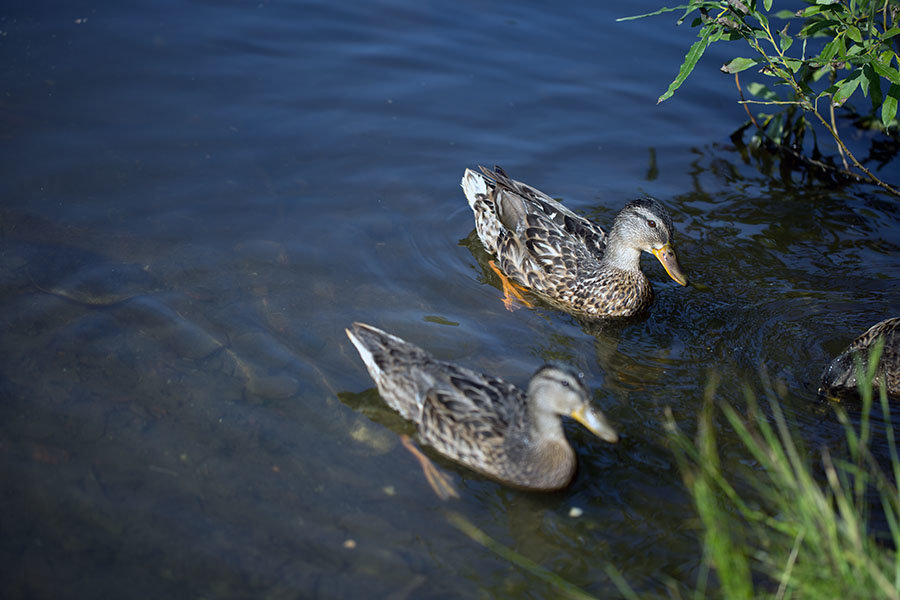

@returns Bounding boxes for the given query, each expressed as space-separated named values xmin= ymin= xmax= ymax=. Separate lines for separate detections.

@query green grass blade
xmin=444 ymin=510 xmax=602 ymax=600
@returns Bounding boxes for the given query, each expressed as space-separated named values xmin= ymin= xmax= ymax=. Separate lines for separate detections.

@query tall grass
xmin=668 ymin=340 xmax=900 ymax=599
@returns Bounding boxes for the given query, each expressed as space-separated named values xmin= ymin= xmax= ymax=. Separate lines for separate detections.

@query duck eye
xmin=647 ymin=220 xmax=657 ymax=228
xmin=560 ymin=380 xmax=571 ymax=389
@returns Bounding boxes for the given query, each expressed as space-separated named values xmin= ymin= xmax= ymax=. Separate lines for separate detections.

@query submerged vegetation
xmin=620 ymin=0 xmax=900 ymax=196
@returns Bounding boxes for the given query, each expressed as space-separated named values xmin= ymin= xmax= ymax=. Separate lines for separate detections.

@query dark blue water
xmin=2 ymin=1 xmax=899 ymax=598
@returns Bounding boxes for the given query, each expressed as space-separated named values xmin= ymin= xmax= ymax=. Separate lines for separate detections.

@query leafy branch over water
xmin=620 ymin=0 xmax=900 ymax=197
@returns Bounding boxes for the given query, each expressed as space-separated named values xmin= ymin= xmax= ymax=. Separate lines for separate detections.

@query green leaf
xmin=708 ymin=28 xmax=727 ymax=43
xmin=845 ymin=43 xmax=864 ymax=57
xmin=779 ymin=28 xmax=793 ymax=52
xmin=764 ymin=0 xmax=772 ymax=11
xmin=747 ymin=82 xmax=779 ymax=101
xmin=836 ymin=35 xmax=847 ymax=59
xmin=795 ymin=70 xmax=814 ymax=95
xmin=820 ymin=38 xmax=839 ymax=61
xmin=616 ymin=5 xmax=693 ymax=22
xmin=871 ymin=59 xmax=900 ymax=85
xmin=881 ymin=27 xmax=900 ymax=41
xmin=882 ymin=83 xmax=899 ymax=128
xmin=722 ymin=57 xmax=758 ymax=74
xmin=774 ymin=10 xmax=795 ymax=19
xmin=658 ymin=26 xmax=714 ymax=104
xmin=780 ymin=35 xmax=794 ymax=52
xmin=784 ymin=59 xmax=803 ymax=73
xmin=863 ymin=63 xmax=883 ymax=107
xmin=678 ymin=4 xmax=706 ymax=26
xmin=820 ymin=36 xmax=847 ymax=61
xmin=832 ymin=70 xmax=862 ymax=106
xmin=812 ymin=64 xmax=832 ymax=82
xmin=771 ymin=67 xmax=793 ymax=80
xmin=818 ymin=84 xmax=840 ymax=100
xmin=767 ymin=112 xmax=786 ymax=144
xmin=846 ymin=25 xmax=862 ymax=44
xmin=800 ymin=19 xmax=840 ymax=39
xmin=798 ymin=6 xmax=824 ymax=17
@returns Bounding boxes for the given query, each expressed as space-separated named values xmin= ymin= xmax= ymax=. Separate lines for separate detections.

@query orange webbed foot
xmin=488 ymin=260 xmax=533 ymax=311
xmin=401 ymin=435 xmax=460 ymax=501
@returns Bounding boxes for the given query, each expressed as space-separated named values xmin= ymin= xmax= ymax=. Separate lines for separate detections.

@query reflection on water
xmin=2 ymin=0 xmax=899 ymax=598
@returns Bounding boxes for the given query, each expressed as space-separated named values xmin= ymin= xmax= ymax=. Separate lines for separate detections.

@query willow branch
xmin=830 ymin=98 xmax=850 ymax=170
xmin=735 ymin=72 xmax=759 ymax=127
xmin=810 ymin=108 xmax=900 ymax=197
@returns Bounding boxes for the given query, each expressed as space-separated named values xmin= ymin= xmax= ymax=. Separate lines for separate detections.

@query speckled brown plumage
xmin=345 ymin=322 xmax=618 ymax=490
xmin=461 ymin=165 xmax=688 ymax=318
xmin=819 ymin=317 xmax=900 ymax=399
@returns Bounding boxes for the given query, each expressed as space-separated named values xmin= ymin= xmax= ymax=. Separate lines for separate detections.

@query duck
xmin=461 ymin=165 xmax=688 ymax=318
xmin=345 ymin=322 xmax=618 ymax=494
xmin=819 ymin=317 xmax=900 ymax=400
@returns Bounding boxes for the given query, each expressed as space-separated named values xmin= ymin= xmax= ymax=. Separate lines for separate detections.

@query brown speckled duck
xmin=345 ymin=322 xmax=618 ymax=492
xmin=461 ymin=166 xmax=688 ymax=318
xmin=819 ymin=317 xmax=900 ymax=400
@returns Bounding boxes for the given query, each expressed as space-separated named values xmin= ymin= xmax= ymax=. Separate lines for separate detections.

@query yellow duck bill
xmin=651 ymin=243 xmax=688 ymax=286
xmin=571 ymin=405 xmax=619 ymax=443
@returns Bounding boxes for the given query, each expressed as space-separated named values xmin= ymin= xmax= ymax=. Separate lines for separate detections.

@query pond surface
xmin=2 ymin=1 xmax=899 ymax=598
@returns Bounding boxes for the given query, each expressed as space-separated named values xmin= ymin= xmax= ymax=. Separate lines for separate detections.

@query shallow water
xmin=2 ymin=1 xmax=900 ymax=598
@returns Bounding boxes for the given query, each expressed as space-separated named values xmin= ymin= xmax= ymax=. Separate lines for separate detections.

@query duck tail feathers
xmin=461 ymin=168 xmax=489 ymax=209
xmin=346 ymin=322 xmax=397 ymax=379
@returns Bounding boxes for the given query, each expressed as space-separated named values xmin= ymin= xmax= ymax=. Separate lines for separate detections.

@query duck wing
xmin=492 ymin=195 xmax=604 ymax=300
xmin=851 ymin=317 xmax=900 ymax=392
xmin=820 ymin=317 xmax=900 ymax=397
xmin=417 ymin=365 xmax=526 ymax=474
xmin=346 ymin=322 xmax=439 ymax=421
xmin=480 ymin=165 xmax=607 ymax=259
xmin=850 ymin=317 xmax=900 ymax=353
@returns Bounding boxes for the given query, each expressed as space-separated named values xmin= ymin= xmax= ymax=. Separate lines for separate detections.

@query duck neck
xmin=603 ymin=228 xmax=643 ymax=272
xmin=526 ymin=404 xmax=567 ymax=444
xmin=520 ymin=401 xmax=576 ymax=489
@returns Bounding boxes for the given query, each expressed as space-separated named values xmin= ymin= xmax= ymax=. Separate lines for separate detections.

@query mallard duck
xmin=461 ymin=166 xmax=688 ymax=318
xmin=345 ymin=322 xmax=618 ymax=493
xmin=819 ymin=317 xmax=900 ymax=400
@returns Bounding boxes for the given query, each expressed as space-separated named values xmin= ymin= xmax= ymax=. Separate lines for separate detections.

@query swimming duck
xmin=461 ymin=166 xmax=688 ymax=318
xmin=345 ymin=322 xmax=618 ymax=494
xmin=819 ymin=317 xmax=900 ymax=400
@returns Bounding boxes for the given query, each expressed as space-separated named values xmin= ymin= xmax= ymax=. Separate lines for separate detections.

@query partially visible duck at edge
xmin=819 ymin=317 xmax=900 ymax=401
